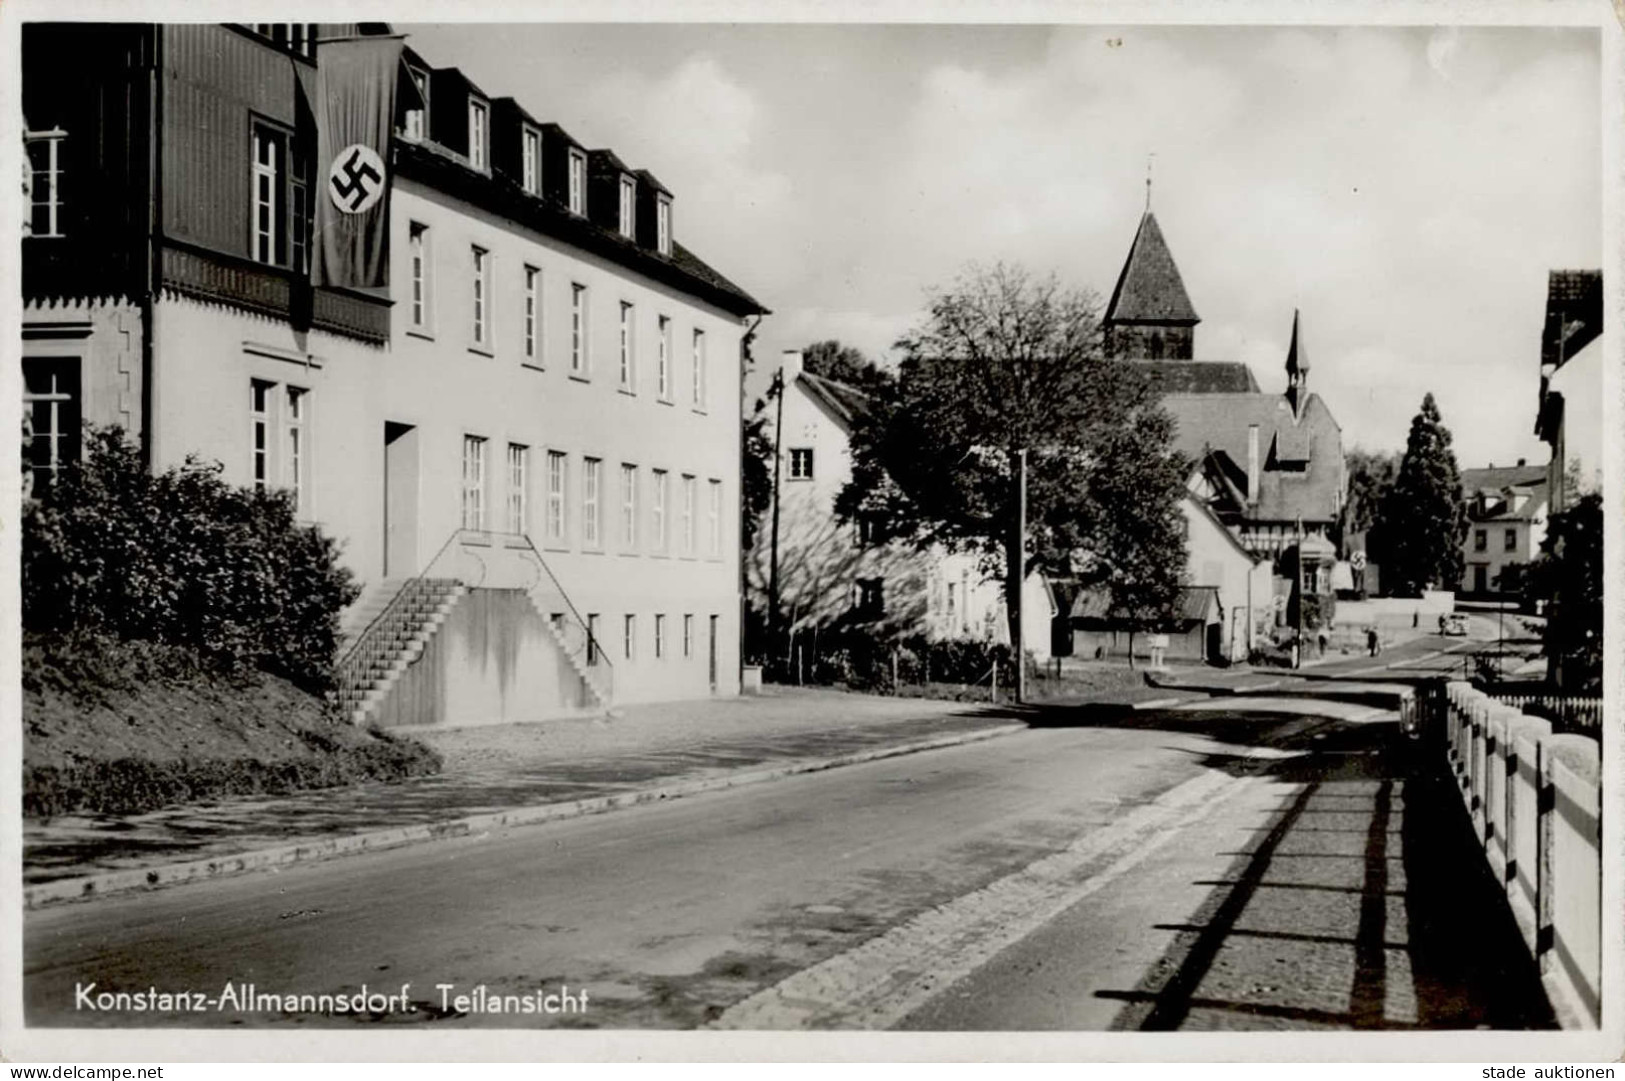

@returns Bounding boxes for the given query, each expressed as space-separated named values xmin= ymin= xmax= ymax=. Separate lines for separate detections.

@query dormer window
xmin=521 ymin=126 xmax=541 ymax=195
xmin=403 ymin=67 xmax=428 ymax=141
xmin=656 ymin=196 xmax=672 ymax=256
xmin=618 ymin=176 xmax=636 ymax=238
xmin=468 ymin=98 xmax=488 ymax=171
xmin=568 ymin=149 xmax=587 ymax=215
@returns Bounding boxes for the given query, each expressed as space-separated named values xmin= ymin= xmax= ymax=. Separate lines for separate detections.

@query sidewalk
xmin=24 ymin=687 xmax=1030 ymax=902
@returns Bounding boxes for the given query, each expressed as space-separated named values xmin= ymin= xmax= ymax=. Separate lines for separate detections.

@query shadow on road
xmin=1084 ymin=722 xmax=1556 ymax=1030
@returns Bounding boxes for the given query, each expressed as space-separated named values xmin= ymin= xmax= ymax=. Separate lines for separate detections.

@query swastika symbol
xmin=327 ymin=143 xmax=386 ymax=215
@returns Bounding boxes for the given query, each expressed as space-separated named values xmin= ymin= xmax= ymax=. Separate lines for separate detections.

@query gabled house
xmin=1535 ymin=269 xmax=1602 ymax=512
xmin=1458 ymin=463 xmax=1548 ymax=599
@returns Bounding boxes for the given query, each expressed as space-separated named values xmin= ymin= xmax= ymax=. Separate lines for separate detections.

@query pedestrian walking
xmin=1317 ymin=629 xmax=1328 ymax=657
xmin=1366 ymin=627 xmax=1379 ymax=657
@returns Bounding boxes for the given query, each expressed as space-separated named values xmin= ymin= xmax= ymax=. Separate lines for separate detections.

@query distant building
xmin=1458 ymin=463 xmax=1548 ymax=598
xmin=1535 ymin=269 xmax=1602 ymax=513
xmin=21 ymin=23 xmax=766 ymax=722
xmin=751 ymin=351 xmax=1053 ymax=660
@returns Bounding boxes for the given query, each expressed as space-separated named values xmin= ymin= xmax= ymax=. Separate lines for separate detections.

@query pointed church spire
xmin=1286 ymin=308 xmax=1309 ymax=417
xmin=1145 ymin=153 xmax=1154 ymax=212
xmin=1103 ymin=201 xmax=1200 ymax=360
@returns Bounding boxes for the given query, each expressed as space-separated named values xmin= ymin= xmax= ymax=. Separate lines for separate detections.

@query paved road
xmin=25 ymin=692 xmax=1551 ymax=1031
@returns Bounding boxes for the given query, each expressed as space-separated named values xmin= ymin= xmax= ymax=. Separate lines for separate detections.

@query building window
xmin=571 ymin=283 xmax=588 ymax=374
xmin=508 ymin=444 xmax=529 ymax=534
xmin=619 ymin=302 xmax=635 ymax=389
xmin=681 ymin=474 xmax=696 ymax=555
xmin=1474 ymin=529 xmax=1488 ymax=552
xmin=461 ymin=435 xmax=488 ymax=531
xmin=468 ymin=99 xmax=488 ymax=171
xmin=707 ymin=479 xmax=723 ymax=558
xmin=522 ymin=127 xmax=541 ymax=194
xmin=252 ymin=24 xmax=315 ymax=58
xmin=654 ymin=614 xmax=666 ymax=659
xmin=683 ymin=614 xmax=694 ymax=658
xmin=403 ymin=69 xmax=428 ymax=141
xmin=620 ymin=463 xmax=638 ymax=549
xmin=657 ymin=316 xmax=672 ymax=399
xmin=651 ymin=468 xmax=668 ymax=553
xmin=789 ymin=447 xmax=814 ymax=480
xmin=582 ymin=457 xmax=602 ymax=547
xmin=623 ymin=614 xmax=636 ymax=660
xmin=250 ymin=379 xmax=273 ymax=490
xmin=285 ymin=386 xmax=307 ymax=513
xmin=1504 ymin=528 xmax=1518 ymax=553
xmin=546 ymin=450 xmax=567 ymax=542
xmin=586 ymin=613 xmax=600 ymax=666
xmin=23 ymin=129 xmax=66 ymax=239
xmin=857 ymin=578 xmax=884 ymax=618
xmin=568 ymin=149 xmax=587 ymax=215
xmin=524 ymin=266 xmax=540 ymax=362
xmin=22 ymin=358 xmax=80 ymax=495
xmin=691 ymin=329 xmax=707 ymax=409
xmin=656 ymin=196 xmax=671 ymax=256
xmin=471 ymin=246 xmax=490 ymax=347
xmin=409 ymin=222 xmax=430 ymax=330
xmin=618 ymin=176 xmax=636 ymax=238
xmin=252 ymin=127 xmax=282 ymax=265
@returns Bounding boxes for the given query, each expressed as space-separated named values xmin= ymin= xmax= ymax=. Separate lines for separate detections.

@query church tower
xmin=1102 ymin=209 xmax=1200 ymax=361
xmin=1285 ymin=308 xmax=1309 ymax=417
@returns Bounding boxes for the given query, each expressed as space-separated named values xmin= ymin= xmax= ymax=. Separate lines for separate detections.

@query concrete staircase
xmin=335 ymin=577 xmax=466 ymax=725
xmin=524 ymin=585 xmax=614 ymax=710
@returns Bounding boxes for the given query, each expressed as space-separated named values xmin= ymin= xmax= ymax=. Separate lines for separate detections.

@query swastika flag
xmin=309 ymin=37 xmax=404 ymax=291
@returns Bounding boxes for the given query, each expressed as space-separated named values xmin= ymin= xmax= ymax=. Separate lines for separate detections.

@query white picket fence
xmin=1491 ymin=694 xmax=1604 ymax=734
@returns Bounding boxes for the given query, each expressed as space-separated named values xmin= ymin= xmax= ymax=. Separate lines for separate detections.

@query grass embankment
xmin=22 ymin=634 xmax=442 ymax=818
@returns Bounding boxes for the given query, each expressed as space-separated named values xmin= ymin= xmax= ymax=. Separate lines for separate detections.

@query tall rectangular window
xmin=623 ymin=614 xmax=636 ymax=660
xmin=707 ymin=479 xmax=723 ymax=557
xmin=409 ymin=222 xmax=430 ymax=330
xmin=654 ymin=614 xmax=666 ymax=659
xmin=571 ymin=283 xmax=588 ymax=373
xmin=681 ymin=474 xmax=696 ymax=555
xmin=691 ymin=329 xmax=707 ymax=409
xmin=546 ymin=450 xmax=567 ymax=542
xmin=651 ymin=468 xmax=668 ymax=553
xmin=507 ymin=444 xmax=529 ymax=534
xmin=619 ymin=302 xmax=635 ymax=389
xmin=521 ymin=127 xmax=541 ymax=194
xmin=657 ymin=317 xmax=672 ymax=399
xmin=23 ymin=130 xmax=66 ymax=239
xmin=250 ymin=380 xmax=273 ymax=490
xmin=285 ymin=387 xmax=307 ymax=514
xmin=618 ymin=176 xmax=636 ymax=238
xmin=568 ymin=150 xmax=586 ymax=215
xmin=251 ymin=128 xmax=281 ymax=265
xmin=621 ymin=463 xmax=638 ymax=549
xmin=656 ymin=197 xmax=671 ymax=256
xmin=471 ymin=246 xmax=490 ymax=346
xmin=683 ymin=614 xmax=694 ymax=658
xmin=22 ymin=358 xmax=80 ymax=495
xmin=403 ymin=69 xmax=427 ymax=140
xmin=468 ymin=99 xmax=488 ymax=170
xmin=1504 ymin=528 xmax=1518 ymax=553
xmin=524 ymin=266 xmax=540 ymax=362
xmin=461 ymin=436 xmax=488 ymax=531
xmin=582 ymin=457 xmax=602 ymax=547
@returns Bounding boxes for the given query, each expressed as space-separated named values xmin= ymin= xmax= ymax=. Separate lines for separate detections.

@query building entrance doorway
xmin=383 ymin=422 xmax=420 ymax=577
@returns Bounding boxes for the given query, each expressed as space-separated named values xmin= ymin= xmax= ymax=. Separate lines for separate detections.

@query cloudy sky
xmin=405 ymin=21 xmax=1601 ymax=467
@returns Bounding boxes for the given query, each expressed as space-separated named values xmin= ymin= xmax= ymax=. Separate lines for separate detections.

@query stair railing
xmin=511 ymin=532 xmax=615 ymax=706
xmin=334 ymin=529 xmax=470 ymax=704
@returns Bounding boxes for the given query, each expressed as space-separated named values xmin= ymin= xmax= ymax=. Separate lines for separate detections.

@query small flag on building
xmin=308 ymin=36 xmax=404 ymax=291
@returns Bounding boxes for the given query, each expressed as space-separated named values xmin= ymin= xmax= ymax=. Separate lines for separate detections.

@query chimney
xmin=780 ymin=349 xmax=803 ymax=384
xmin=1247 ymin=424 xmax=1260 ymax=506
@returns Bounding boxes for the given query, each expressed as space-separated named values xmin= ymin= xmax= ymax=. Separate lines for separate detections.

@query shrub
xmin=22 ymin=426 xmax=359 ymax=691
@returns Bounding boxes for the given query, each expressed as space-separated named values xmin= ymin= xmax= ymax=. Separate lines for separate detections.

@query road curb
xmin=24 ymin=721 xmax=1029 ymax=911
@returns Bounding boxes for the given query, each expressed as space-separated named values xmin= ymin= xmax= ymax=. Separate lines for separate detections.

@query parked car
xmin=1440 ymin=613 xmax=1469 ymax=637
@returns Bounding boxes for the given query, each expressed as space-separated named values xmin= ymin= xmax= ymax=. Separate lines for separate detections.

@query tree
xmin=1527 ymin=492 xmax=1602 ymax=691
xmin=740 ymin=321 xmax=775 ymax=555
xmin=802 ymin=339 xmax=893 ymax=397
xmin=837 ymin=262 xmax=1189 ymax=682
xmin=1377 ymin=393 xmax=1467 ymax=596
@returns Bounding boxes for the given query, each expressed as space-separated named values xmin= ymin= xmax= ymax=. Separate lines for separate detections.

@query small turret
xmin=1285 ymin=309 xmax=1309 ymax=418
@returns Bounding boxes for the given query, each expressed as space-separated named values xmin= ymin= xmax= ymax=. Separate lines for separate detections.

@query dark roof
xmin=796 ymin=371 xmax=872 ymax=432
xmin=636 ymin=168 xmax=671 ymax=197
xmin=1461 ymin=464 xmax=1546 ymax=492
xmin=1070 ymin=586 xmax=1219 ymax=625
xmin=1542 ymin=269 xmax=1602 ymax=369
xmin=1135 ymin=360 xmax=1259 ymax=394
xmin=393 ymin=139 xmax=768 ymax=318
xmin=1104 ymin=212 xmax=1199 ymax=326
xmin=1166 ymin=391 xmax=1344 ymax=525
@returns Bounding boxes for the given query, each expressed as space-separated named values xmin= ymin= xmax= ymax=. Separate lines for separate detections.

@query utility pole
xmin=1010 ymin=447 xmax=1028 ymax=703
xmin=767 ymin=366 xmax=786 ymax=662
xmin=1294 ymin=516 xmax=1305 ymax=670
